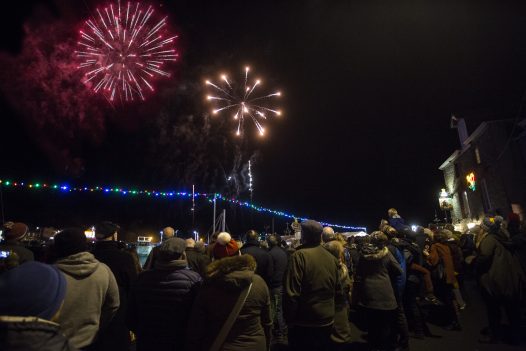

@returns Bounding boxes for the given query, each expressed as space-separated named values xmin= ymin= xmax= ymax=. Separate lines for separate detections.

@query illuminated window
xmin=475 ymin=147 xmax=481 ymax=164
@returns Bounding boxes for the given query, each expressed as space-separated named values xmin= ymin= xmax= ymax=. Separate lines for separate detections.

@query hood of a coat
xmin=361 ymin=245 xmax=389 ymax=260
xmin=55 ymin=251 xmax=100 ymax=278
xmin=206 ymin=254 xmax=256 ymax=289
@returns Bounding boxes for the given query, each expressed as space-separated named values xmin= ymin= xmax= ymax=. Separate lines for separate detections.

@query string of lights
xmin=0 ymin=178 xmax=367 ymax=231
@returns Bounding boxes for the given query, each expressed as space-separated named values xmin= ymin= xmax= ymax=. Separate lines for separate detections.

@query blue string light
xmin=0 ymin=178 xmax=367 ymax=231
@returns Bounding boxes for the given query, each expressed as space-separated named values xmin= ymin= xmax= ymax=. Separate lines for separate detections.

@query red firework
xmin=76 ymin=1 xmax=178 ymax=102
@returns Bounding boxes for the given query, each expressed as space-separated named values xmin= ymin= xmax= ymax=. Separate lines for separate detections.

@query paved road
xmin=273 ymin=278 xmax=525 ymax=351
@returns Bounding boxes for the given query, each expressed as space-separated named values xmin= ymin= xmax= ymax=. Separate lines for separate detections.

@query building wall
xmin=441 ymin=120 xmax=526 ymax=224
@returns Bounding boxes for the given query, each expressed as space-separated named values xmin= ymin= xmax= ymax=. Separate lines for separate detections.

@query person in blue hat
xmin=0 ymin=261 xmax=77 ymax=351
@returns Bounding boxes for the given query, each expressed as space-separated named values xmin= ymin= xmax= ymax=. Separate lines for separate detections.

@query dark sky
xmin=1 ymin=0 xmax=526 ymax=232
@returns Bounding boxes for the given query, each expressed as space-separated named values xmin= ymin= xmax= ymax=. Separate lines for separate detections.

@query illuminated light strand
xmin=0 ymin=179 xmax=366 ymax=231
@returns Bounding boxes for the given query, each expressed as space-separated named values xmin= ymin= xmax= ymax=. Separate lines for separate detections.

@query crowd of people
xmin=0 ymin=208 xmax=525 ymax=351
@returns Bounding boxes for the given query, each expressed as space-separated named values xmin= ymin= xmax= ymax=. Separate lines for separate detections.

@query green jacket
xmin=284 ymin=244 xmax=341 ymax=327
xmin=478 ymin=234 xmax=526 ymax=301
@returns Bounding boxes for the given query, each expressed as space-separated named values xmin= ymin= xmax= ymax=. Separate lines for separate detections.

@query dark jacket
xmin=476 ymin=233 xmax=525 ymax=301
xmin=92 ymin=241 xmax=138 ymax=351
xmin=331 ymin=264 xmax=352 ymax=344
xmin=0 ymin=241 xmax=34 ymax=264
xmin=512 ymin=232 xmax=526 ymax=276
xmin=356 ymin=245 xmax=402 ymax=311
xmin=0 ymin=316 xmax=78 ymax=351
xmin=186 ymin=254 xmax=272 ymax=351
xmin=127 ymin=259 xmax=202 ymax=351
xmin=241 ymin=240 xmax=274 ymax=286
xmin=142 ymin=245 xmax=160 ymax=270
xmin=185 ymin=247 xmax=211 ymax=278
xmin=268 ymin=246 xmax=288 ymax=289
xmin=283 ymin=243 xmax=341 ymax=327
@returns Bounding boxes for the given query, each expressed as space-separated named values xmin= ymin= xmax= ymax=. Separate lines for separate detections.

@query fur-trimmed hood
xmin=360 ymin=245 xmax=389 ymax=260
xmin=206 ymin=254 xmax=257 ymax=289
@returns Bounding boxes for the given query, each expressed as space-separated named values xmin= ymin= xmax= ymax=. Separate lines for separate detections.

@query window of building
xmin=462 ymin=191 xmax=471 ymax=218
xmin=454 ymin=163 xmax=460 ymax=178
xmin=511 ymin=204 xmax=524 ymax=221
xmin=481 ymin=178 xmax=492 ymax=213
xmin=475 ymin=147 xmax=481 ymax=164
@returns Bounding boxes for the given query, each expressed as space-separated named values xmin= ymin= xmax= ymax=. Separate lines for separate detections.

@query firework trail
xmin=76 ymin=0 xmax=178 ymax=102
xmin=205 ymin=66 xmax=282 ymax=137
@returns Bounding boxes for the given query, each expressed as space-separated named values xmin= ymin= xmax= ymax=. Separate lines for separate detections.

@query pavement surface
xmin=272 ymin=278 xmax=526 ymax=351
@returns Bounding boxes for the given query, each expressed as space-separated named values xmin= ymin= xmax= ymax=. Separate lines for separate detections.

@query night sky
xmin=1 ymin=0 xmax=526 ymax=234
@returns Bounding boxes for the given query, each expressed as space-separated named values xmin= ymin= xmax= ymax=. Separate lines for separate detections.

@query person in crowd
xmin=0 ymin=261 xmax=76 ymax=351
xmin=384 ymin=229 xmax=410 ymax=351
xmin=322 ymin=226 xmax=336 ymax=243
xmin=383 ymin=225 xmax=439 ymax=305
xmin=92 ymin=221 xmax=137 ymax=351
xmin=206 ymin=231 xmax=220 ymax=259
xmin=143 ymin=226 xmax=175 ymax=270
xmin=186 ymin=232 xmax=272 ymax=351
xmin=355 ymin=231 xmax=402 ymax=351
xmin=0 ymin=221 xmax=34 ymax=263
xmin=426 ymin=230 xmax=462 ymax=331
xmin=128 ymin=237 xmax=201 ymax=350
xmin=241 ymin=229 xmax=274 ymax=286
xmin=507 ymin=213 xmax=521 ymax=237
xmin=53 ymin=228 xmax=120 ymax=350
xmin=125 ymin=246 xmax=143 ymax=275
xmin=474 ymin=217 xmax=525 ymax=344
xmin=267 ymin=233 xmax=289 ymax=344
xmin=387 ymin=208 xmax=411 ymax=235
xmin=511 ymin=219 xmax=526 ymax=276
xmin=445 ymin=232 xmax=466 ymax=310
xmin=185 ymin=237 xmax=211 ymax=277
xmin=323 ymin=240 xmax=353 ymax=350
xmin=284 ymin=220 xmax=341 ymax=351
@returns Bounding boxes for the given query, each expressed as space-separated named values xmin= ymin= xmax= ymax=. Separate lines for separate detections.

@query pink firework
xmin=76 ymin=0 xmax=178 ymax=102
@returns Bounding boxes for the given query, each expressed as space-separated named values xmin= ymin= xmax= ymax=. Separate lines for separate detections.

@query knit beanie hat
xmin=213 ymin=232 xmax=239 ymax=259
xmin=301 ymin=220 xmax=323 ymax=244
xmin=0 ymin=261 xmax=67 ymax=320
xmin=158 ymin=237 xmax=187 ymax=261
xmin=54 ymin=228 xmax=87 ymax=259
xmin=2 ymin=222 xmax=29 ymax=241
xmin=95 ymin=221 xmax=120 ymax=240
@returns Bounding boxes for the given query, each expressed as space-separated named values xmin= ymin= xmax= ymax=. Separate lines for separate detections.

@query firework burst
xmin=205 ymin=66 xmax=282 ymax=137
xmin=76 ymin=0 xmax=178 ymax=102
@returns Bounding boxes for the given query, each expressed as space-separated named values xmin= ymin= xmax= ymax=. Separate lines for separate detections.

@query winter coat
xmin=476 ymin=233 xmax=526 ymax=301
xmin=331 ymin=264 xmax=352 ymax=344
xmin=388 ymin=216 xmax=410 ymax=234
xmin=446 ymin=240 xmax=464 ymax=274
xmin=511 ymin=232 xmax=526 ymax=277
xmin=427 ymin=242 xmax=457 ymax=285
xmin=356 ymin=245 xmax=402 ymax=311
xmin=142 ymin=245 xmax=160 ymax=270
xmin=127 ymin=259 xmax=202 ymax=351
xmin=186 ymin=254 xmax=272 ymax=351
xmin=387 ymin=242 xmax=406 ymax=299
xmin=0 ymin=316 xmax=77 ymax=351
xmin=241 ymin=240 xmax=274 ymax=286
xmin=92 ymin=241 xmax=138 ymax=351
xmin=55 ymin=252 xmax=120 ymax=349
xmin=268 ymin=246 xmax=288 ymax=289
xmin=0 ymin=241 xmax=34 ymax=264
xmin=283 ymin=243 xmax=341 ymax=327
xmin=185 ymin=247 xmax=211 ymax=277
